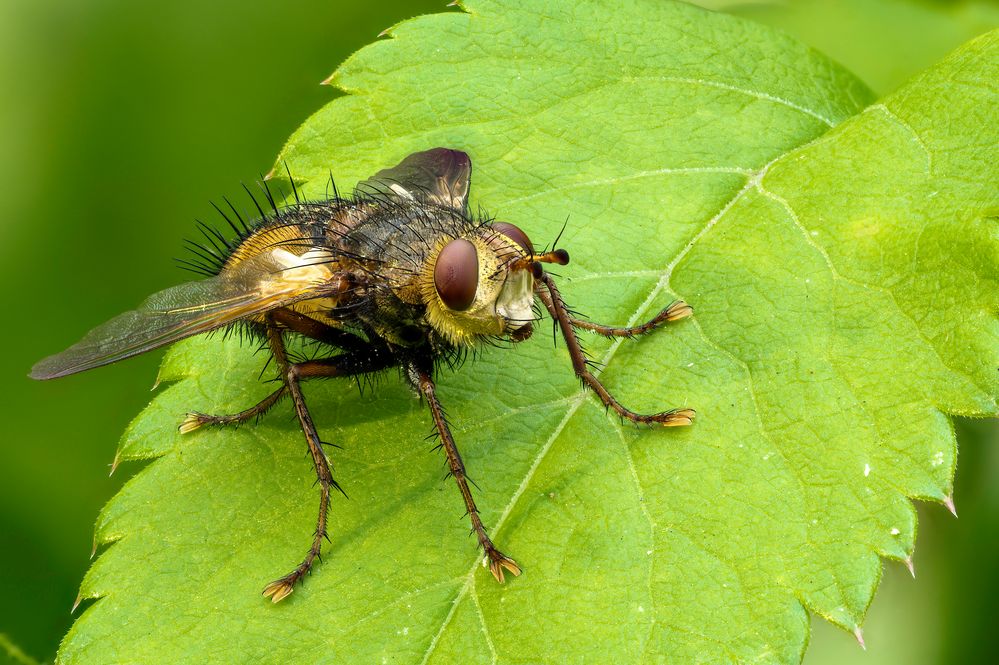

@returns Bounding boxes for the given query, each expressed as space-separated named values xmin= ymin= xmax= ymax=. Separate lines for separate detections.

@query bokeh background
xmin=0 ymin=1 xmax=995 ymax=663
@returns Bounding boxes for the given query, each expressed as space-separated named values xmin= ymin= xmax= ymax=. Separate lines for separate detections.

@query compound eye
xmin=492 ymin=221 xmax=534 ymax=255
xmin=434 ymin=238 xmax=479 ymax=311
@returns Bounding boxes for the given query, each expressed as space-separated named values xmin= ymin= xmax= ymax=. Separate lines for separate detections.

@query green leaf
xmin=61 ymin=1 xmax=998 ymax=662
xmin=712 ymin=0 xmax=999 ymax=94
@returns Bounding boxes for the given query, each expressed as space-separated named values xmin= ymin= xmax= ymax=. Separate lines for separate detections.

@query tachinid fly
xmin=32 ymin=148 xmax=695 ymax=602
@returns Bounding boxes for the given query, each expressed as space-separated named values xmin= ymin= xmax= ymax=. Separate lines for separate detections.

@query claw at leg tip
xmin=665 ymin=300 xmax=693 ymax=321
xmin=661 ymin=409 xmax=696 ymax=427
xmin=486 ymin=552 xmax=521 ymax=583
xmin=262 ymin=580 xmax=295 ymax=603
xmin=179 ymin=414 xmax=204 ymax=435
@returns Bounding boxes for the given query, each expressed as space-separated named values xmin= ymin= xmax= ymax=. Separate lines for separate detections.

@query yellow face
xmin=420 ymin=222 xmax=538 ymax=346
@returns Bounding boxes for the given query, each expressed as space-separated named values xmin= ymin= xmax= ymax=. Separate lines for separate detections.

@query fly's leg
xmin=178 ymin=310 xmax=369 ymax=433
xmin=410 ymin=364 xmax=521 ymax=583
xmin=180 ymin=386 xmax=287 ymax=433
xmin=537 ymin=274 xmax=695 ymax=427
xmin=259 ymin=324 xmax=334 ymax=602
xmin=269 ymin=308 xmax=369 ymax=353
xmin=258 ymin=321 xmax=392 ymax=602
xmin=566 ymin=301 xmax=691 ymax=337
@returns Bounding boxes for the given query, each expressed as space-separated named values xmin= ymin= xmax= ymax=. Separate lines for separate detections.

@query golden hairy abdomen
xmin=221 ymin=221 xmax=344 ymax=327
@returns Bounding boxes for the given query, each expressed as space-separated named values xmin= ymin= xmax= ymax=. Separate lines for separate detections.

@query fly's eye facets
xmin=492 ymin=222 xmax=534 ymax=255
xmin=434 ymin=238 xmax=479 ymax=311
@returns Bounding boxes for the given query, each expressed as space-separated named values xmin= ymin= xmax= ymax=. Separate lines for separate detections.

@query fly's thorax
xmin=332 ymin=201 xmax=457 ymax=302
xmin=418 ymin=223 xmax=537 ymax=346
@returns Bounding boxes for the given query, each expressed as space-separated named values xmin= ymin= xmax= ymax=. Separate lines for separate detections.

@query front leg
xmin=537 ymin=274 xmax=695 ymax=427
xmin=408 ymin=363 xmax=521 ymax=583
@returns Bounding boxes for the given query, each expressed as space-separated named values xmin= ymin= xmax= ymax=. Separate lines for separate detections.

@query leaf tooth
xmin=852 ymin=626 xmax=866 ymax=651
xmin=942 ymin=494 xmax=958 ymax=517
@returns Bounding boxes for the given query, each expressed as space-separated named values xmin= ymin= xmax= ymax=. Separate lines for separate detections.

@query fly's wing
xmin=356 ymin=147 xmax=471 ymax=211
xmin=31 ymin=250 xmax=339 ymax=380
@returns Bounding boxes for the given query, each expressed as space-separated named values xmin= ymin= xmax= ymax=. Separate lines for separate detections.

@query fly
xmin=31 ymin=148 xmax=695 ymax=602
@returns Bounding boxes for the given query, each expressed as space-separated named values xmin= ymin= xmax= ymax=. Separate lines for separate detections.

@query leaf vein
xmin=868 ymin=104 xmax=932 ymax=173
xmin=469 ymin=579 xmax=499 ymax=665
xmin=624 ymin=75 xmax=837 ymax=127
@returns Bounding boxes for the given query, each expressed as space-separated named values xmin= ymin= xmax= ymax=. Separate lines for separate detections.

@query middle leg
xmin=409 ymin=363 xmax=521 ymax=583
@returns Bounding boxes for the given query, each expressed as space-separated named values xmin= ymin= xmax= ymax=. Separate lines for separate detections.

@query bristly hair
xmin=177 ymin=177 xmax=355 ymax=277
xmin=176 ymin=183 xmax=271 ymax=276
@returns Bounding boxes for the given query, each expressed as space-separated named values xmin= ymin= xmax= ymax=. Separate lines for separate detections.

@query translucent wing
xmin=356 ymin=147 xmax=471 ymax=211
xmin=31 ymin=251 xmax=338 ymax=380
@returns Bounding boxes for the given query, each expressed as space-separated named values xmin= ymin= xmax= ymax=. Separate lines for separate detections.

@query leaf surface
xmin=61 ymin=1 xmax=998 ymax=662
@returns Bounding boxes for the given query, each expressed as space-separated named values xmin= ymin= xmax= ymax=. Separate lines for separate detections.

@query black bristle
xmin=196 ymin=219 xmax=229 ymax=254
xmin=259 ymin=177 xmax=280 ymax=216
xmin=242 ymin=183 xmax=268 ymax=221
xmin=223 ymin=196 xmax=252 ymax=234
xmin=284 ymin=162 xmax=301 ymax=204
xmin=211 ymin=200 xmax=245 ymax=239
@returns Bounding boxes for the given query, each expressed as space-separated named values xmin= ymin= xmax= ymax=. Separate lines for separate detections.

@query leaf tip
xmin=108 ymin=453 xmax=120 ymax=477
xmin=903 ymin=555 xmax=915 ymax=578
xmin=71 ymin=592 xmax=83 ymax=614
xmin=377 ymin=27 xmax=392 ymax=38
xmin=853 ymin=626 xmax=866 ymax=650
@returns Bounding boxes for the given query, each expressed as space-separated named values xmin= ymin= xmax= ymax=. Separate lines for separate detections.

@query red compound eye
xmin=492 ymin=222 xmax=534 ymax=255
xmin=434 ymin=238 xmax=479 ymax=311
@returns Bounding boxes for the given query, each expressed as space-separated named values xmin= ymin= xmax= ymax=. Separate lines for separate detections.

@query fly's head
xmin=418 ymin=221 xmax=568 ymax=347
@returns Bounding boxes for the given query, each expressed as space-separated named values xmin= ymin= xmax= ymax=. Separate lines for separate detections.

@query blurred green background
xmin=0 ymin=1 xmax=995 ymax=663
